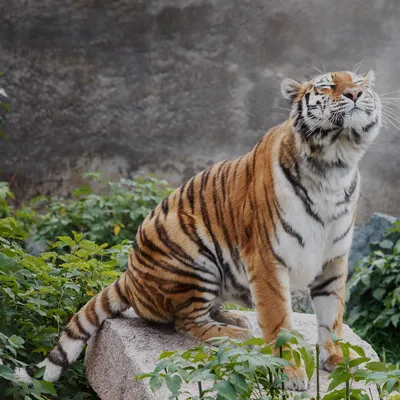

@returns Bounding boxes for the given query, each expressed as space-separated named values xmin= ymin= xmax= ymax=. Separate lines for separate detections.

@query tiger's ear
xmin=363 ymin=70 xmax=376 ymax=86
xmin=281 ymin=78 xmax=302 ymax=102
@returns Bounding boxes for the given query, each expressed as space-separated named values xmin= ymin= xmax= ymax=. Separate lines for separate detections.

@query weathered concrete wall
xmin=0 ymin=0 xmax=399 ymax=220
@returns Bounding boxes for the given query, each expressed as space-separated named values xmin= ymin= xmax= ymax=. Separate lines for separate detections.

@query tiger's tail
xmin=15 ymin=274 xmax=131 ymax=383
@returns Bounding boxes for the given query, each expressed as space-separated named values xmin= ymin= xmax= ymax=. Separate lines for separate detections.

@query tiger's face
xmin=281 ymin=71 xmax=381 ymax=147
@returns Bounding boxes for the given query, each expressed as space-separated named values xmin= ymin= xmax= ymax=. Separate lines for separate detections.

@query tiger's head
xmin=281 ymin=71 xmax=382 ymax=170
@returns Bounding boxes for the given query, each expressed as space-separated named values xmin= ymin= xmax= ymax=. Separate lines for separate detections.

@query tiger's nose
xmin=343 ymin=87 xmax=363 ymax=102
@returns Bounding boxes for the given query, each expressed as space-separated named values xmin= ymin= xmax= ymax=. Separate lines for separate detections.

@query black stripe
xmin=310 ymin=290 xmax=336 ymax=299
xmin=329 ymin=208 xmax=348 ymax=222
xmin=187 ymin=177 xmax=196 ymax=214
xmin=362 ymin=117 xmax=378 ymax=133
xmin=273 ymin=196 xmax=304 ymax=247
xmin=176 ymin=297 xmax=211 ymax=313
xmin=202 ymin=323 xmax=218 ymax=336
xmin=280 ymin=163 xmax=324 ymax=226
xmin=48 ymin=344 xmax=69 ymax=367
xmin=333 ymin=221 xmax=353 ymax=244
xmin=336 ymin=174 xmax=358 ymax=206
xmin=164 ymin=284 xmax=219 ymax=296
xmin=199 ymin=169 xmax=224 ymax=281
xmin=115 ymin=277 xmax=130 ymax=305
xmin=75 ymin=316 xmax=91 ymax=341
xmin=263 ymin=219 xmax=289 ymax=269
xmin=264 ymin=183 xmax=279 ymax=244
xmin=26 ymin=366 xmax=38 ymax=378
xmin=161 ymin=197 xmax=169 ymax=215
xmin=136 ymin=248 xmax=217 ymax=284
xmin=310 ymin=274 xmax=343 ymax=297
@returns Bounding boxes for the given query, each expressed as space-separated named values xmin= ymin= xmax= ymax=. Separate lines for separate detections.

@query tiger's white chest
xmin=273 ymin=168 xmax=358 ymax=289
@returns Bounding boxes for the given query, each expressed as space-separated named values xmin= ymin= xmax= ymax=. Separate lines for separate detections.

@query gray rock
xmin=349 ymin=213 xmax=398 ymax=273
xmin=85 ymin=309 xmax=378 ymax=399
xmin=1 ymin=1 xmax=400 ymax=222
xmin=291 ymin=289 xmax=313 ymax=314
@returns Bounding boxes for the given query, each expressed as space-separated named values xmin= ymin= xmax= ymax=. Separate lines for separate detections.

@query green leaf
xmin=365 ymin=371 xmax=388 ymax=382
xmin=56 ymin=236 xmax=76 ymax=248
xmin=0 ymin=365 xmax=17 ymax=382
xmin=72 ymin=185 xmax=92 ymax=197
xmin=149 ymin=374 xmax=163 ymax=392
xmin=159 ymin=350 xmax=177 ymax=359
xmin=229 ymin=373 xmax=248 ymax=392
xmin=275 ymin=329 xmax=295 ymax=348
xmin=39 ymin=380 xmax=57 ymax=396
xmin=242 ymin=337 xmax=265 ymax=346
xmin=0 ymin=129 xmax=9 ymax=143
xmin=321 ymin=389 xmax=346 ymax=400
xmin=213 ymin=381 xmax=237 ymax=400
xmin=379 ymin=239 xmax=394 ymax=249
xmin=373 ymin=287 xmax=386 ymax=301
xmin=365 ymin=362 xmax=388 ymax=372
xmin=349 ymin=357 xmax=370 ymax=368
xmin=165 ymin=373 xmax=182 ymax=395
xmin=327 ymin=370 xmax=351 ymax=391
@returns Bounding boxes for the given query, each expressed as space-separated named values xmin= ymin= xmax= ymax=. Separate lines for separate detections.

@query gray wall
xmin=0 ymin=0 xmax=399 ymax=221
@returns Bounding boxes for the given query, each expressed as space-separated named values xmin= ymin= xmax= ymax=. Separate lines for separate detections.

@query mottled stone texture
xmin=85 ymin=310 xmax=378 ymax=399
xmin=0 ymin=0 xmax=399 ymax=220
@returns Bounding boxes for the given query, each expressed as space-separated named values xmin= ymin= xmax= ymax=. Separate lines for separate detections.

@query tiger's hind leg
xmin=210 ymin=306 xmax=252 ymax=330
xmin=175 ymin=305 xmax=252 ymax=341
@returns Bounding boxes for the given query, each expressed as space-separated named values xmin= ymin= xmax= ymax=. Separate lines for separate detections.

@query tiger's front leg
xmin=245 ymin=250 xmax=309 ymax=391
xmin=310 ymin=254 xmax=348 ymax=371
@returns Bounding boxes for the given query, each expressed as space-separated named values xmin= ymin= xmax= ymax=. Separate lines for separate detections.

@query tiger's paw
xmin=320 ymin=345 xmax=358 ymax=372
xmin=284 ymin=365 xmax=309 ymax=391
xmin=211 ymin=309 xmax=252 ymax=330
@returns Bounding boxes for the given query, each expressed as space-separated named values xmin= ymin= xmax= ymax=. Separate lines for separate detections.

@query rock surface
xmin=349 ymin=212 xmax=398 ymax=274
xmin=1 ymin=1 xmax=400 ymax=222
xmin=85 ymin=309 xmax=379 ymax=399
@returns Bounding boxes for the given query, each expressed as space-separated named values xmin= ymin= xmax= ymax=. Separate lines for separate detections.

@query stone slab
xmin=85 ymin=310 xmax=379 ymax=399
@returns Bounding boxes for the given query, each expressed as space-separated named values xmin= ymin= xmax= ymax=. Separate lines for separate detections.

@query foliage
xmin=0 ymin=217 xmax=131 ymax=399
xmin=140 ymin=333 xmax=400 ymax=400
xmin=138 ymin=330 xmax=315 ymax=400
xmin=346 ymin=221 xmax=400 ymax=362
xmin=30 ymin=173 xmax=172 ymax=248
xmin=0 ymin=182 xmax=14 ymax=219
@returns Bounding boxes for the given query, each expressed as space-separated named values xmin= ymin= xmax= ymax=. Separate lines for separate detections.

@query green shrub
xmin=0 ymin=173 xmax=173 ymax=399
xmin=346 ymin=221 xmax=400 ymax=363
xmin=31 ymin=173 xmax=172 ymax=248
xmin=0 ymin=182 xmax=13 ymax=219
xmin=138 ymin=330 xmax=315 ymax=400
xmin=0 ymin=217 xmax=132 ymax=399
xmin=139 ymin=333 xmax=400 ymax=399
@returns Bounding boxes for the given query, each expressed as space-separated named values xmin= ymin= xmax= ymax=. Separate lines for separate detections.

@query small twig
xmin=198 ymin=382 xmax=203 ymax=398
xmin=254 ymin=372 xmax=263 ymax=398
xmin=9 ymin=156 xmax=23 ymax=189
xmin=368 ymin=387 xmax=374 ymax=400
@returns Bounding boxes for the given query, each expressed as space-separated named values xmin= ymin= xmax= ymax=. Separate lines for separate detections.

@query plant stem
xmin=316 ymin=344 xmax=320 ymax=400
xmin=198 ymin=382 xmax=203 ymax=399
xmin=268 ymin=367 xmax=274 ymax=398
xmin=280 ymin=347 xmax=286 ymax=400
xmin=346 ymin=381 xmax=350 ymax=400
xmin=254 ymin=372 xmax=263 ymax=398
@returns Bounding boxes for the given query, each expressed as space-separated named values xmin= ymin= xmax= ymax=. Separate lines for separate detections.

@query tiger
xmin=16 ymin=70 xmax=382 ymax=391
